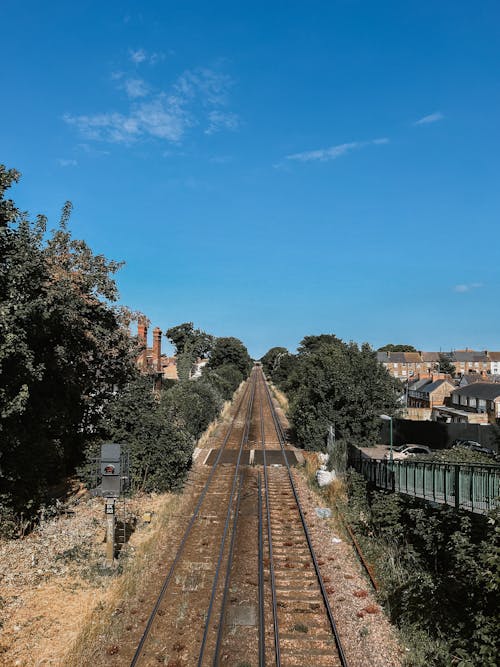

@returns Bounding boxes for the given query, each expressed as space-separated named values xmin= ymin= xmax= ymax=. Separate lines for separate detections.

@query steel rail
xmin=198 ymin=375 xmax=256 ymax=665
xmin=129 ymin=373 xmax=256 ymax=667
xmin=212 ymin=472 xmax=244 ymax=666
xmin=262 ymin=371 xmax=349 ymax=667
xmin=259 ymin=377 xmax=281 ymax=666
xmin=257 ymin=471 xmax=266 ymax=667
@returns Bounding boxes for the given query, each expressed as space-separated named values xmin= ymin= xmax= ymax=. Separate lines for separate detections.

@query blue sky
xmin=2 ymin=1 xmax=499 ymax=358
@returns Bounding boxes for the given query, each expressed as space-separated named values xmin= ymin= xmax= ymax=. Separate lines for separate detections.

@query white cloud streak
xmin=57 ymin=158 xmax=77 ymax=167
xmin=453 ymin=283 xmax=483 ymax=293
xmin=414 ymin=112 xmax=444 ymax=126
xmin=285 ymin=137 xmax=389 ymax=163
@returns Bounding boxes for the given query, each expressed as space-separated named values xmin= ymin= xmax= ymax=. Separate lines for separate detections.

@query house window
xmin=478 ymin=399 xmax=487 ymax=412
xmin=453 ymin=394 xmax=459 ymax=404
xmin=469 ymin=398 xmax=477 ymax=408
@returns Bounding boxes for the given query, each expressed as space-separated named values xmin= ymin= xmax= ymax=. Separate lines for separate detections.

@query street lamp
xmin=379 ymin=414 xmax=393 ymax=464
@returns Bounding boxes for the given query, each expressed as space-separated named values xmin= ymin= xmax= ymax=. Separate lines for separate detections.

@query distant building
xmin=488 ymin=351 xmax=500 ymax=375
xmin=432 ymin=383 xmax=500 ymax=424
xmin=136 ymin=319 xmax=179 ymax=384
xmin=378 ymin=348 xmax=500 ymax=381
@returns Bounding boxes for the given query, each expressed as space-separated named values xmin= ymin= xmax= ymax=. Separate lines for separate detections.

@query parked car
xmin=384 ymin=444 xmax=432 ymax=460
xmin=452 ymin=439 xmax=498 ymax=459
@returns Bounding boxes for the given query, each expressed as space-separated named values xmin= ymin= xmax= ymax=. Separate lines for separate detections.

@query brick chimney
xmin=152 ymin=327 xmax=162 ymax=372
xmin=138 ymin=317 xmax=148 ymax=369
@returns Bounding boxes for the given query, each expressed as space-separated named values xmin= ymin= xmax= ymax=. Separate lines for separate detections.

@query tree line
xmin=261 ymin=335 xmax=400 ymax=451
xmin=0 ymin=165 xmax=252 ymax=536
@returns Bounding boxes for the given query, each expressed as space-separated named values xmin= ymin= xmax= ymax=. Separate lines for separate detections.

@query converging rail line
xmin=129 ymin=367 xmax=348 ymax=666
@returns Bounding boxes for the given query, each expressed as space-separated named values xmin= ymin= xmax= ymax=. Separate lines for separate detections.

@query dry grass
xmin=197 ymin=381 xmax=245 ymax=449
xmin=61 ymin=493 xmax=181 ymax=667
xmin=62 ymin=382 xmax=247 ymax=666
xmin=269 ymin=382 xmax=289 ymax=413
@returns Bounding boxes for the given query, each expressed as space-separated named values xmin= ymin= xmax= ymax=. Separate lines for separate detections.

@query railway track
xmin=129 ymin=367 xmax=348 ymax=666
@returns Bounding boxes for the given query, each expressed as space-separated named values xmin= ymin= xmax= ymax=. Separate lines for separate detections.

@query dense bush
xmin=263 ymin=335 xmax=399 ymax=450
xmin=345 ymin=471 xmax=500 ymax=666
xmin=202 ymin=363 xmax=244 ymax=400
xmin=95 ymin=375 xmax=194 ymax=492
xmin=162 ymin=379 xmax=223 ymax=441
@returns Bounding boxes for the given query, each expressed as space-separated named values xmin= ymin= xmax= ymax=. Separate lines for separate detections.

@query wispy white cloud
xmin=414 ymin=112 xmax=444 ymax=126
xmin=453 ymin=282 xmax=483 ymax=293
xmin=285 ymin=137 xmax=389 ymax=163
xmin=205 ymin=110 xmax=239 ymax=135
xmin=123 ymin=78 xmax=149 ymax=99
xmin=64 ymin=67 xmax=239 ymax=145
xmin=57 ymin=158 xmax=77 ymax=167
xmin=129 ymin=48 xmax=166 ymax=66
xmin=129 ymin=48 xmax=147 ymax=64
xmin=209 ymin=155 xmax=233 ymax=164
xmin=77 ymin=143 xmax=110 ymax=156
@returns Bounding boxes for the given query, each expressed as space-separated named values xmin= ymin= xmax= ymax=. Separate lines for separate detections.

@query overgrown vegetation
xmin=0 ymin=165 xmax=251 ymax=536
xmin=262 ymin=334 xmax=400 ymax=450
xmin=343 ymin=471 xmax=499 ymax=666
xmin=0 ymin=166 xmax=136 ymax=535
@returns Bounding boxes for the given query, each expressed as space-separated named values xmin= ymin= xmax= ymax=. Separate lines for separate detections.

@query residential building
xmin=408 ymin=378 xmax=455 ymax=409
xmin=378 ymin=349 xmax=500 ymax=381
xmin=450 ymin=350 xmax=489 ymax=376
xmin=488 ymin=351 xmax=500 ymax=376
xmin=433 ymin=383 xmax=500 ymax=424
xmin=376 ymin=351 xmax=423 ymax=380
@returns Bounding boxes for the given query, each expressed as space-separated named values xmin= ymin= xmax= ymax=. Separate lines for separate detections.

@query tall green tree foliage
xmin=166 ymin=322 xmax=213 ymax=381
xmin=260 ymin=346 xmax=289 ymax=376
xmin=162 ymin=380 xmax=222 ymax=441
xmin=208 ymin=336 xmax=252 ymax=376
xmin=284 ymin=336 xmax=399 ymax=450
xmin=0 ymin=166 xmax=136 ymax=531
xmin=438 ymin=353 xmax=456 ymax=376
xmin=97 ymin=375 xmax=193 ymax=492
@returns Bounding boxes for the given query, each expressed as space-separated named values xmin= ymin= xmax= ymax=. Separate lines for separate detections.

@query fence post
xmin=454 ymin=465 xmax=460 ymax=511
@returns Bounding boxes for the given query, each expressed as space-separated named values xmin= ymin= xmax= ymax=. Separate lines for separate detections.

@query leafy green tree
xmin=378 ymin=344 xmax=417 ymax=352
xmin=285 ymin=336 xmax=399 ymax=450
xmin=162 ymin=380 xmax=222 ymax=441
xmin=166 ymin=322 xmax=213 ymax=381
xmin=261 ymin=346 xmax=288 ymax=375
xmin=0 ymin=165 xmax=136 ymax=531
xmin=208 ymin=336 xmax=252 ymax=377
xmin=202 ymin=364 xmax=244 ymax=400
xmin=97 ymin=375 xmax=193 ymax=492
xmin=438 ymin=353 xmax=456 ymax=376
xmin=261 ymin=346 xmax=297 ymax=386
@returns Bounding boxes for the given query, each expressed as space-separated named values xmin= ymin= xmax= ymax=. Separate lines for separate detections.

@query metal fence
xmin=349 ymin=449 xmax=500 ymax=514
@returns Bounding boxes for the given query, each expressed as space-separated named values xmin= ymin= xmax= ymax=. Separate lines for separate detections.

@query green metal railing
xmin=349 ymin=450 xmax=500 ymax=514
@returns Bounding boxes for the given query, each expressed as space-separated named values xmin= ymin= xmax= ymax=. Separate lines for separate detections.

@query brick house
xmin=136 ymin=320 xmax=179 ymax=383
xmin=433 ymin=383 xmax=500 ymax=424
xmin=450 ymin=350 xmax=489 ymax=376
xmin=378 ymin=349 xmax=500 ymax=381
xmin=408 ymin=378 xmax=455 ymax=409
